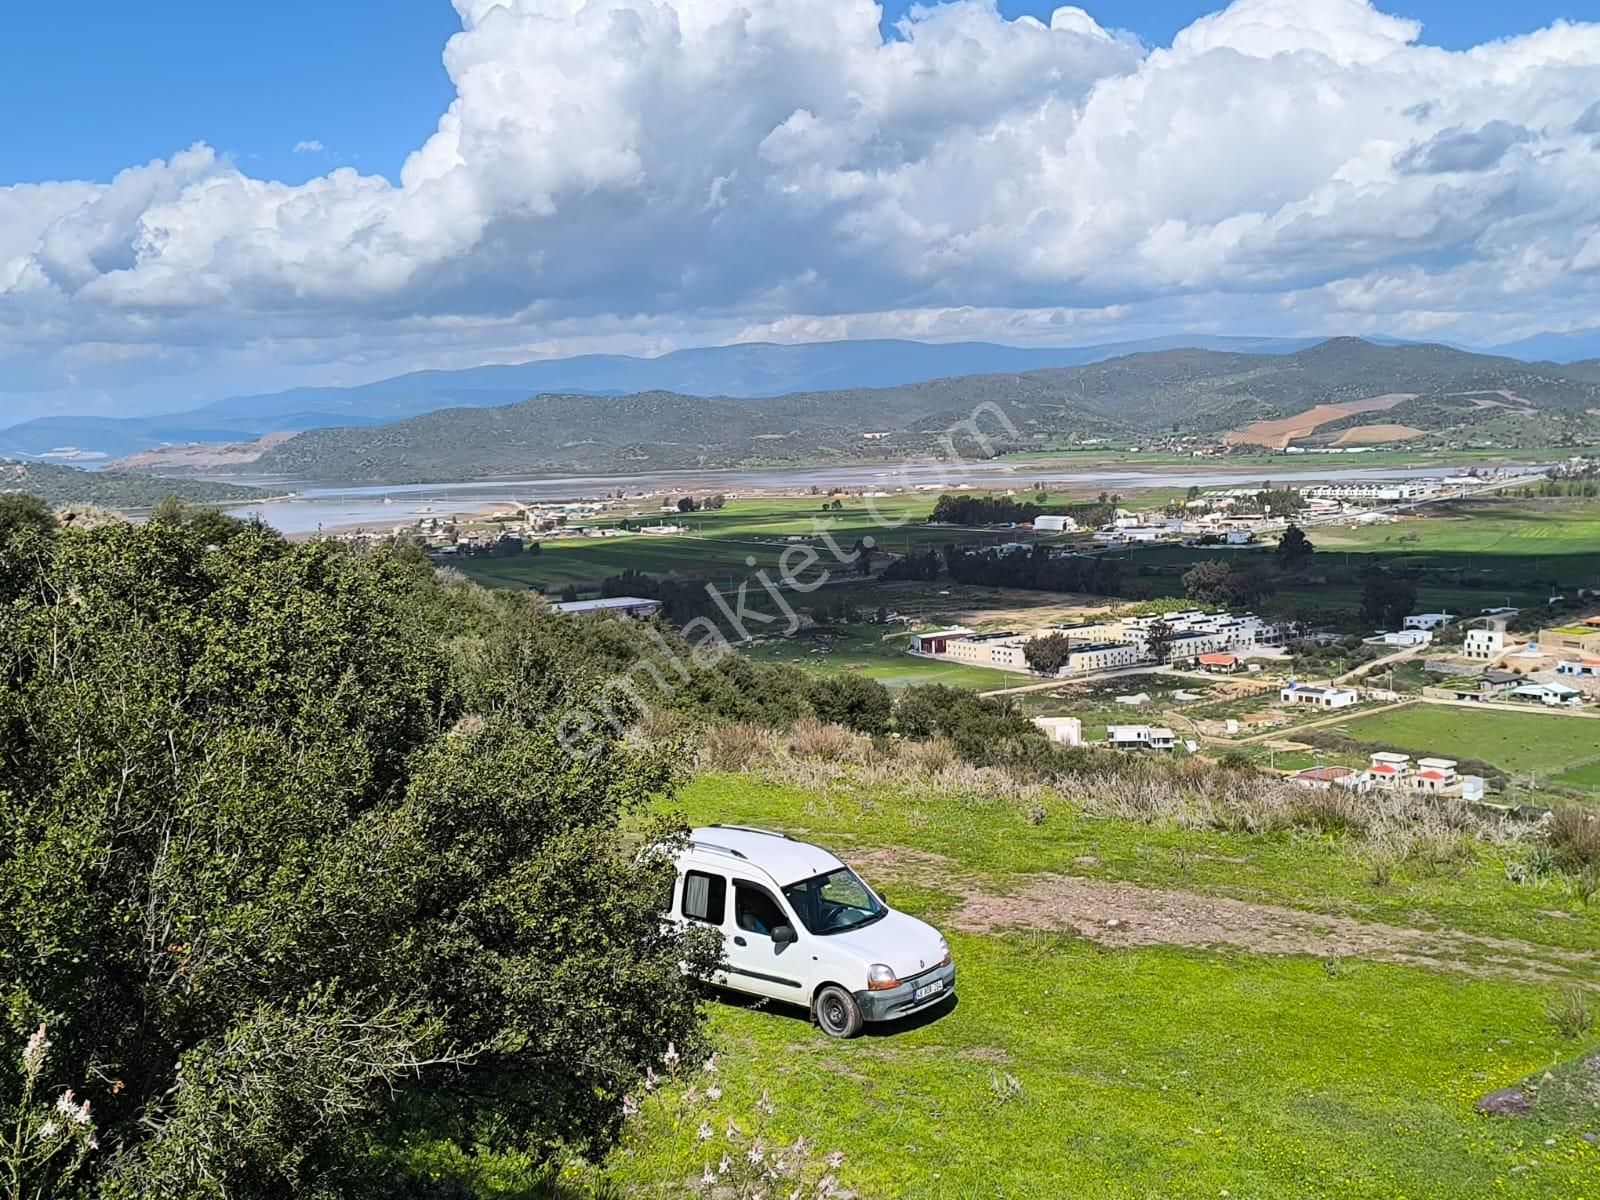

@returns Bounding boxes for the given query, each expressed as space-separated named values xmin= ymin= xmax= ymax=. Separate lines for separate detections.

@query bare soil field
xmin=1332 ymin=423 xmax=1425 ymax=445
xmin=1223 ymin=393 xmax=1413 ymax=449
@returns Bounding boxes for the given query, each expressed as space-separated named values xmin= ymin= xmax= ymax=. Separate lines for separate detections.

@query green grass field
xmin=1335 ymin=704 xmax=1600 ymax=778
xmin=741 ymin=625 xmax=1018 ymax=691
xmin=608 ymin=774 xmax=1600 ymax=1198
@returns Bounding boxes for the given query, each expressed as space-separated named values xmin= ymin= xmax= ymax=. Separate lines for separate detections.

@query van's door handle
xmin=733 ymin=936 xmax=747 ymax=946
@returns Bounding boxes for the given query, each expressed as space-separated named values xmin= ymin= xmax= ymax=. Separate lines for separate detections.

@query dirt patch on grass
xmin=948 ymin=873 xmax=1600 ymax=984
xmin=1331 ymin=424 xmax=1425 ymax=446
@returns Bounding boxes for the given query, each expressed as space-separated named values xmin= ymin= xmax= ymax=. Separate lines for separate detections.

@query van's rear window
xmin=682 ymin=871 xmax=726 ymax=925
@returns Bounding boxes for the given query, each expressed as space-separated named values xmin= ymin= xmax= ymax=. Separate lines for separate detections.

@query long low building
xmin=551 ymin=596 xmax=664 ymax=619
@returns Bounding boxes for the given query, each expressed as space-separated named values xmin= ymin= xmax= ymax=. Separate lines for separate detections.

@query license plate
xmin=913 ymin=978 xmax=945 ymax=1002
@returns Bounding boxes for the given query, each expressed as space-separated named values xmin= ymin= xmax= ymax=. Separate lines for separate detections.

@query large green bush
xmin=0 ymin=515 xmax=717 ymax=1197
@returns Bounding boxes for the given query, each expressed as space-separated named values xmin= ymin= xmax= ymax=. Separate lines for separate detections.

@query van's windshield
xmin=782 ymin=868 xmax=886 ymax=935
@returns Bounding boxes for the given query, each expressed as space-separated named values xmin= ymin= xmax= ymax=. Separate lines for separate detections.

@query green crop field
xmin=455 ymin=494 xmax=1056 ymax=591
xmin=607 ymin=774 xmax=1600 ymax=1198
xmin=1335 ymin=704 xmax=1600 ymax=778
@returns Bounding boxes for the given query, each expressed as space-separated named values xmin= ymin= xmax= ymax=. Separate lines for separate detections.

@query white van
xmin=669 ymin=825 xmax=955 ymax=1038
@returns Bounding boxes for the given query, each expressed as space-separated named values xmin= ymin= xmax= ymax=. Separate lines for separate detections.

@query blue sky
xmin=2 ymin=0 xmax=1589 ymax=185
xmin=2 ymin=0 xmax=1598 ymax=420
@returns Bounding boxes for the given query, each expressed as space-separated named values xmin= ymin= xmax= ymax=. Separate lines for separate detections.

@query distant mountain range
xmin=233 ymin=338 xmax=1600 ymax=484
xmin=0 ymin=335 xmax=1327 ymax=461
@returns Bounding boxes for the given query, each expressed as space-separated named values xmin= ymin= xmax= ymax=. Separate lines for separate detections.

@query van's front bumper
xmin=854 ymin=961 xmax=956 ymax=1023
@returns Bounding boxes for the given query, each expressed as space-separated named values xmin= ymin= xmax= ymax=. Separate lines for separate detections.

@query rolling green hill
xmin=0 ymin=460 xmax=264 ymax=509
xmin=245 ymin=338 xmax=1600 ymax=483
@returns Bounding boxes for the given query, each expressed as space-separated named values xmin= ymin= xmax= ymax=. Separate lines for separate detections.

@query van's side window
xmin=735 ymin=883 xmax=786 ymax=936
xmin=681 ymin=871 xmax=726 ymax=925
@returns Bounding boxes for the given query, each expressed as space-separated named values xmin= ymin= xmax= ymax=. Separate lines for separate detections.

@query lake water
xmin=225 ymin=460 xmax=1502 ymax=535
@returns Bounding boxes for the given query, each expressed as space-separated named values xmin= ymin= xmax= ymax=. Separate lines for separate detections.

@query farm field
xmin=612 ymin=774 xmax=1600 ymax=1199
xmin=456 ymin=494 xmax=1055 ymax=591
xmin=1335 ymin=704 xmax=1600 ymax=779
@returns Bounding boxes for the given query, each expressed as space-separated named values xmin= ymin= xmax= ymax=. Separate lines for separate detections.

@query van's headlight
xmin=867 ymin=963 xmax=900 ymax=991
xmin=936 ymin=940 xmax=952 ymax=969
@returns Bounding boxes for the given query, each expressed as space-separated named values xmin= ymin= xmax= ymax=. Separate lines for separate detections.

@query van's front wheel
xmin=814 ymin=985 xmax=864 ymax=1038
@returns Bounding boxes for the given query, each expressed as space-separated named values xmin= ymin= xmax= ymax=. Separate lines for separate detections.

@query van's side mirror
xmin=772 ymin=924 xmax=797 ymax=945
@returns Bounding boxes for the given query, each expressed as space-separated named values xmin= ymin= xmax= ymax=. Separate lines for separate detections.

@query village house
xmin=1557 ymin=656 xmax=1600 ymax=678
xmin=1367 ymin=752 xmax=1412 ymax=788
xmin=1196 ymin=653 xmax=1240 ymax=673
xmin=1538 ymin=622 xmax=1600 ymax=655
xmin=1280 ymin=683 xmax=1359 ymax=709
xmin=1511 ymin=681 xmax=1584 ymax=708
xmin=1464 ymin=629 xmax=1505 ymax=660
xmin=1404 ymin=612 xmax=1456 ymax=632
xmin=1412 ymin=757 xmax=1459 ymax=794
xmin=1290 ymin=765 xmax=1371 ymax=792
xmin=1032 ymin=717 xmax=1084 ymax=746
xmin=1106 ymin=725 xmax=1177 ymax=752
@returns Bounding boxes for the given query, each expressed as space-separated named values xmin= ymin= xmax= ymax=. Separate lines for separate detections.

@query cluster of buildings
xmin=915 ymin=609 xmax=1292 ymax=677
xmin=1291 ymin=753 xmax=1485 ymax=801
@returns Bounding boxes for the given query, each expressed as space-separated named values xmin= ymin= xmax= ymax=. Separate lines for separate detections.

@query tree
xmin=146 ymin=494 xmax=252 ymax=545
xmin=1183 ymin=560 xmax=1275 ymax=608
xmin=1023 ymin=632 xmax=1074 ymax=676
xmin=1275 ymin=523 xmax=1315 ymax=566
xmin=676 ymin=496 xmax=700 ymax=513
xmin=805 ymin=673 xmax=892 ymax=734
xmin=1361 ymin=572 xmax=1419 ymax=628
xmin=1183 ymin=560 xmax=1236 ymax=606
xmin=0 ymin=522 xmax=716 ymax=1197
xmin=0 ymin=493 xmax=57 ymax=603
xmin=704 ymin=493 xmax=727 ymax=510
xmin=1144 ymin=618 xmax=1176 ymax=664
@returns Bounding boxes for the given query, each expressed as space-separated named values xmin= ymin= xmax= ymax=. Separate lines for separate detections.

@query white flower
xmin=22 ymin=1024 xmax=49 ymax=1074
xmin=706 ymin=1085 xmax=723 ymax=1102
xmin=697 ymin=1120 xmax=713 ymax=1142
xmin=644 ymin=1065 xmax=659 ymax=1093
xmin=747 ymin=1139 xmax=765 ymax=1165
xmin=37 ymin=1119 xmax=60 ymax=1141
xmin=663 ymin=1042 xmax=681 ymax=1070
xmin=756 ymin=1088 xmax=775 ymax=1116
xmin=621 ymin=1094 xmax=639 ymax=1118
xmin=702 ymin=1163 xmax=716 ymax=1185
xmin=702 ymin=1053 xmax=718 ymax=1074
xmin=825 ymin=1150 xmax=845 ymax=1169
xmin=718 ymin=1153 xmax=731 ymax=1176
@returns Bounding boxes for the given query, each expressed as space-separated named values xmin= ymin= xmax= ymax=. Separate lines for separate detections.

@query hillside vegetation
xmin=230 ymin=339 xmax=1600 ymax=483
xmin=0 ymin=458 xmax=263 ymax=508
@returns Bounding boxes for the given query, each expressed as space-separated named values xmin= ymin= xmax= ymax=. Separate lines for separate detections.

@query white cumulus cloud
xmin=2 ymin=0 xmax=1600 ymax=417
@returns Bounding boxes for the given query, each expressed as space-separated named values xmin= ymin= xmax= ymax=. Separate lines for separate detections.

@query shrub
xmin=805 ymin=673 xmax=892 ymax=735
xmin=1546 ymin=988 xmax=1594 ymax=1039
xmin=1547 ymin=807 xmax=1600 ymax=876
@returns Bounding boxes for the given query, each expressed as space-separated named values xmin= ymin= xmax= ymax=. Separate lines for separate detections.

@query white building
xmin=1464 ymin=629 xmax=1505 ymax=660
xmin=1064 ymin=643 xmax=1144 ymax=673
xmin=1512 ymin=681 xmax=1583 ymax=708
xmin=551 ymin=596 xmax=664 ymax=619
xmin=1032 ymin=717 xmax=1084 ymax=746
xmin=1106 ymin=725 xmax=1177 ymax=751
xmin=1404 ymin=613 xmax=1456 ymax=631
xmin=1033 ymin=515 xmax=1078 ymax=534
xmin=1303 ymin=482 xmax=1425 ymax=502
xmin=1368 ymin=752 xmax=1412 ymax=788
xmin=945 ymin=635 xmax=1031 ymax=670
xmin=1379 ymin=629 xmax=1432 ymax=648
xmin=1413 ymin=758 xmax=1459 ymax=794
xmin=1280 ymin=683 xmax=1358 ymax=709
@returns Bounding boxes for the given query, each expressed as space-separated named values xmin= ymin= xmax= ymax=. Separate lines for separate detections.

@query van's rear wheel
xmin=814 ymin=985 xmax=864 ymax=1038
